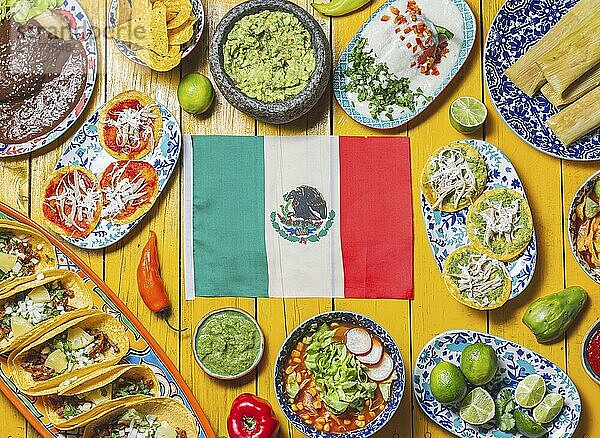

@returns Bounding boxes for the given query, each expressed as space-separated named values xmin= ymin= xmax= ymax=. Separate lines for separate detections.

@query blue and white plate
xmin=0 ymin=0 xmax=97 ymax=157
xmin=485 ymin=0 xmax=600 ymax=161
xmin=108 ymin=0 xmax=204 ymax=69
xmin=274 ymin=311 xmax=405 ymax=438
xmin=53 ymin=99 xmax=181 ymax=249
xmin=333 ymin=0 xmax=475 ymax=129
xmin=421 ymin=139 xmax=537 ymax=300
xmin=413 ymin=330 xmax=581 ymax=437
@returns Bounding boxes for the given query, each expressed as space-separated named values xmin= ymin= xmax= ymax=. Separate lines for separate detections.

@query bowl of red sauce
xmin=582 ymin=319 xmax=600 ymax=385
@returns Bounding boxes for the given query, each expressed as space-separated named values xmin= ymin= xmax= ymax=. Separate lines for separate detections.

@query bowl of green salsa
xmin=193 ymin=308 xmax=264 ymax=380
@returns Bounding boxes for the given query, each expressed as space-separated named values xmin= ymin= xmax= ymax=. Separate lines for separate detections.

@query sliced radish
xmin=366 ymin=352 xmax=394 ymax=382
xmin=345 ymin=327 xmax=372 ymax=355
xmin=357 ymin=337 xmax=384 ymax=365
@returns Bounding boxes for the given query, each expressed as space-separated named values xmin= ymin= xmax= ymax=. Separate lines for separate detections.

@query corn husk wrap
xmin=547 ymin=86 xmax=600 ymax=145
xmin=541 ymin=62 xmax=600 ymax=106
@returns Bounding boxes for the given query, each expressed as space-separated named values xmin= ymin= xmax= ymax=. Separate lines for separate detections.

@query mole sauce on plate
xmin=0 ymin=18 xmax=87 ymax=144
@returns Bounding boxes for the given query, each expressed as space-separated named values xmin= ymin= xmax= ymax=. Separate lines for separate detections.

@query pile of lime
xmin=428 ymin=342 xmax=564 ymax=436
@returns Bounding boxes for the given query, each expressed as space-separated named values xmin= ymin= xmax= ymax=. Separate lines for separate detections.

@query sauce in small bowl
xmin=193 ymin=308 xmax=264 ymax=380
xmin=582 ymin=319 xmax=600 ymax=385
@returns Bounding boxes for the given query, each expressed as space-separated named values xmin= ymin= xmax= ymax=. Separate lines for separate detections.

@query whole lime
xmin=460 ymin=342 xmax=498 ymax=385
xmin=177 ymin=72 xmax=214 ymax=115
xmin=430 ymin=360 xmax=467 ymax=404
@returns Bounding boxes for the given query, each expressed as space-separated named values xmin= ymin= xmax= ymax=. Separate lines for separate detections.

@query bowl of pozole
xmin=274 ymin=311 xmax=405 ymax=437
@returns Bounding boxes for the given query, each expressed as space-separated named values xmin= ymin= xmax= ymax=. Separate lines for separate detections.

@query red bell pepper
xmin=227 ymin=393 xmax=279 ymax=438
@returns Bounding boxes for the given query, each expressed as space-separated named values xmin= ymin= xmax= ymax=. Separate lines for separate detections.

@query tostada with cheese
xmin=7 ymin=309 xmax=129 ymax=395
xmin=98 ymin=90 xmax=163 ymax=160
xmin=0 ymin=269 xmax=93 ymax=353
xmin=466 ymin=188 xmax=533 ymax=261
xmin=99 ymin=160 xmax=160 ymax=224
xmin=83 ymin=397 xmax=199 ymax=438
xmin=442 ymin=245 xmax=512 ymax=310
xmin=0 ymin=221 xmax=56 ymax=294
xmin=421 ymin=141 xmax=487 ymax=212
xmin=43 ymin=364 xmax=159 ymax=430
xmin=42 ymin=166 xmax=103 ymax=239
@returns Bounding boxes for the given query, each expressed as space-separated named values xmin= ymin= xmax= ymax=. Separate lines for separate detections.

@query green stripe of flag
xmin=192 ymin=136 xmax=268 ymax=297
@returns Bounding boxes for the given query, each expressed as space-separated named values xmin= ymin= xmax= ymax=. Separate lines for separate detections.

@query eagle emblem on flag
xmin=270 ymin=185 xmax=335 ymax=244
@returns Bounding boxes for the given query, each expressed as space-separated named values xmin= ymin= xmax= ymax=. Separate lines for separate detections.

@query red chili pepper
xmin=137 ymin=230 xmax=185 ymax=332
xmin=227 ymin=394 xmax=279 ymax=438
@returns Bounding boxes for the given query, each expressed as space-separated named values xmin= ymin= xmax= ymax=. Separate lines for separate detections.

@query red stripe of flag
xmin=339 ymin=136 xmax=414 ymax=299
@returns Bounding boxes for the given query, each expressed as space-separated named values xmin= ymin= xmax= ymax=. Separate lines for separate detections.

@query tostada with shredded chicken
xmin=98 ymin=90 xmax=162 ymax=160
xmin=42 ymin=166 xmax=103 ymax=239
xmin=442 ymin=245 xmax=512 ymax=310
xmin=466 ymin=188 xmax=533 ymax=261
xmin=421 ymin=141 xmax=487 ymax=212
xmin=99 ymin=160 xmax=159 ymax=224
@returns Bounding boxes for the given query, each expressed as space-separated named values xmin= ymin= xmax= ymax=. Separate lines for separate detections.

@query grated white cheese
xmin=45 ymin=169 xmax=101 ymax=234
xmin=102 ymin=163 xmax=152 ymax=219
xmin=448 ymin=253 xmax=509 ymax=306
xmin=476 ymin=199 xmax=523 ymax=246
xmin=102 ymin=104 xmax=159 ymax=154
xmin=426 ymin=148 xmax=477 ymax=209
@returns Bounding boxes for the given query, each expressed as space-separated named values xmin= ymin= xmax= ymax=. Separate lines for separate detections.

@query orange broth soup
xmin=284 ymin=322 xmax=388 ymax=433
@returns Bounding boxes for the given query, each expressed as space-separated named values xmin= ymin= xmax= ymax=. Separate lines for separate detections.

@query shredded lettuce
xmin=0 ymin=0 xmax=61 ymax=23
xmin=304 ymin=324 xmax=377 ymax=415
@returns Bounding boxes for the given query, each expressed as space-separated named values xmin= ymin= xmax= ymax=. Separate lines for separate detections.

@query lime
xmin=533 ymin=392 xmax=564 ymax=423
xmin=460 ymin=342 xmax=498 ymax=385
xmin=514 ymin=410 xmax=548 ymax=438
xmin=449 ymin=96 xmax=488 ymax=133
xmin=429 ymin=360 xmax=467 ymax=403
xmin=515 ymin=374 xmax=546 ymax=408
xmin=177 ymin=72 xmax=214 ymax=115
xmin=459 ymin=387 xmax=495 ymax=425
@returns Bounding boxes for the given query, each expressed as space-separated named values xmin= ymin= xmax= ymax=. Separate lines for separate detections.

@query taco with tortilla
xmin=0 ymin=269 xmax=93 ymax=353
xmin=83 ymin=398 xmax=199 ymax=438
xmin=43 ymin=364 xmax=159 ymax=430
xmin=0 ymin=221 xmax=56 ymax=294
xmin=7 ymin=309 xmax=129 ymax=395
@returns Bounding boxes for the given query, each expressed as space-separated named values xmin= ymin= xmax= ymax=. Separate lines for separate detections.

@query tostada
xmin=466 ymin=188 xmax=533 ymax=261
xmin=421 ymin=141 xmax=487 ymax=212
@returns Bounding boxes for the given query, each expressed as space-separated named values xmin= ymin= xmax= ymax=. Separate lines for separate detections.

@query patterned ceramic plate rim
xmin=413 ymin=329 xmax=582 ymax=438
xmin=0 ymin=202 xmax=216 ymax=438
xmin=567 ymin=169 xmax=600 ymax=284
xmin=274 ymin=311 xmax=406 ymax=438
xmin=107 ymin=0 xmax=204 ymax=68
xmin=333 ymin=0 xmax=476 ymax=129
xmin=484 ymin=0 xmax=600 ymax=161
xmin=420 ymin=139 xmax=537 ymax=300
xmin=0 ymin=0 xmax=98 ymax=158
xmin=53 ymin=98 xmax=182 ymax=250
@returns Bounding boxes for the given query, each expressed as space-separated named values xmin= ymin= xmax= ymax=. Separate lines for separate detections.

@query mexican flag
xmin=183 ymin=136 xmax=413 ymax=300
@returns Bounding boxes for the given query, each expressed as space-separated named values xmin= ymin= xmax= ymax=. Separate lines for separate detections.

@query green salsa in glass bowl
xmin=193 ymin=308 xmax=264 ymax=380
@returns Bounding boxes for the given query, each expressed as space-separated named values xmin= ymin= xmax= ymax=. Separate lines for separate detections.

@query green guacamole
xmin=223 ymin=10 xmax=316 ymax=103
xmin=194 ymin=310 xmax=261 ymax=376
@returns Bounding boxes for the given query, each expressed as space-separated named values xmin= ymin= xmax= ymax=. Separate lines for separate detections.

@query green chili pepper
xmin=312 ymin=0 xmax=372 ymax=17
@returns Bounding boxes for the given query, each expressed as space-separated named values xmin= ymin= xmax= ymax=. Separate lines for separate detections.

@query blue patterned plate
xmin=0 ymin=0 xmax=97 ymax=157
xmin=421 ymin=139 xmax=537 ymax=300
xmin=107 ymin=0 xmax=204 ymax=69
xmin=333 ymin=0 xmax=475 ymax=129
xmin=274 ymin=311 xmax=405 ymax=438
xmin=413 ymin=330 xmax=581 ymax=437
xmin=53 ymin=98 xmax=181 ymax=249
xmin=485 ymin=0 xmax=600 ymax=161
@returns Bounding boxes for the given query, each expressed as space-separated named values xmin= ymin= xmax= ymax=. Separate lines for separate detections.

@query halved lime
xmin=515 ymin=374 xmax=546 ymax=408
xmin=449 ymin=96 xmax=488 ymax=133
xmin=459 ymin=387 xmax=495 ymax=425
xmin=514 ymin=410 xmax=548 ymax=438
xmin=533 ymin=392 xmax=564 ymax=423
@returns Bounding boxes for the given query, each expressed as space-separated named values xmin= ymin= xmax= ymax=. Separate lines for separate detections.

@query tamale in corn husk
xmin=547 ymin=86 xmax=600 ymax=145
xmin=542 ymin=62 xmax=600 ymax=106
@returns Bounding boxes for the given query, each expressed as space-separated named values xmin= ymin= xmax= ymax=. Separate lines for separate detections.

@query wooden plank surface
xmin=0 ymin=0 xmax=598 ymax=436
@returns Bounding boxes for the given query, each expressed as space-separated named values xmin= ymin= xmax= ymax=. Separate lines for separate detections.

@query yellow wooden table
xmin=1 ymin=0 xmax=598 ymax=436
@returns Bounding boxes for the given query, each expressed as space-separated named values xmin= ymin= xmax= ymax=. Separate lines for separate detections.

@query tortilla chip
xmin=131 ymin=0 xmax=151 ymax=19
xmin=117 ymin=0 xmax=132 ymax=24
xmin=149 ymin=1 xmax=169 ymax=55
xmin=109 ymin=0 xmax=168 ymax=56
xmin=167 ymin=17 xmax=195 ymax=45
xmin=137 ymin=45 xmax=181 ymax=71
xmin=166 ymin=1 xmax=192 ymax=30
xmin=109 ymin=16 xmax=149 ymax=46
